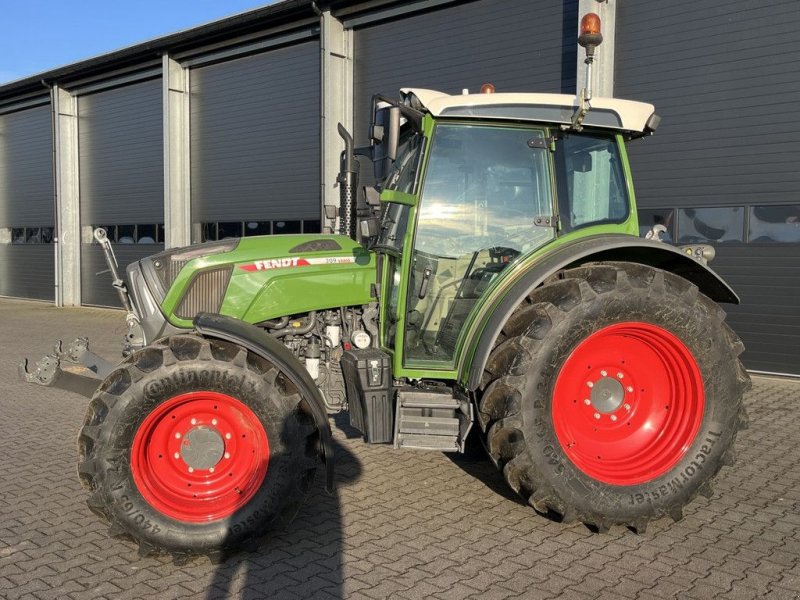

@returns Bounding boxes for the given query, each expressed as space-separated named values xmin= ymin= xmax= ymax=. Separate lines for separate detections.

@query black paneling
xmin=78 ymin=78 xmax=164 ymax=306
xmin=0 ymin=105 xmax=54 ymax=227
xmin=190 ymin=42 xmax=320 ymax=223
xmin=616 ymin=0 xmax=800 ymax=208
xmin=0 ymin=245 xmax=54 ymax=302
xmin=353 ymin=0 xmax=578 ymax=145
xmin=711 ymin=245 xmax=800 ymax=375
xmin=0 ymin=104 xmax=55 ymax=300
xmin=617 ymin=0 xmax=800 ymax=374
xmin=78 ymin=79 xmax=164 ymax=224
xmin=81 ymin=244 xmax=163 ymax=308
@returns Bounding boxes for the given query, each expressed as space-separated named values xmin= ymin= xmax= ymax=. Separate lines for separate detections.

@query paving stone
xmin=1 ymin=299 xmax=799 ymax=600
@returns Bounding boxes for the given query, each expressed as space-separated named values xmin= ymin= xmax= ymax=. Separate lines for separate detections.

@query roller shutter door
xmin=0 ymin=104 xmax=55 ymax=301
xmin=78 ymin=78 xmax=164 ymax=307
xmin=352 ymin=0 xmax=578 ymax=145
xmin=190 ymin=41 xmax=320 ymax=235
xmin=616 ymin=0 xmax=800 ymax=375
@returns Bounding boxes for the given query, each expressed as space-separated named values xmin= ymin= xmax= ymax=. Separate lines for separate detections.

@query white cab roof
xmin=401 ymin=88 xmax=657 ymax=135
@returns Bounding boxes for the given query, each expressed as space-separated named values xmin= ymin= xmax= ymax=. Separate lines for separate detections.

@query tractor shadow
xmin=444 ymin=428 xmax=527 ymax=506
xmin=206 ymin=422 xmax=362 ymax=600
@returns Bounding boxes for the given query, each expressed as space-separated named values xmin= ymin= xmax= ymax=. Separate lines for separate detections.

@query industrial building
xmin=0 ymin=0 xmax=797 ymax=375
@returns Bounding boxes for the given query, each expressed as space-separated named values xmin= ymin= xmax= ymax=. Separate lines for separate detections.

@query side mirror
xmin=370 ymin=105 xmax=401 ymax=161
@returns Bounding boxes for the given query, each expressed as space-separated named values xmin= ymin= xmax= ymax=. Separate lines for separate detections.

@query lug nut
xmin=624 ymin=403 xmax=631 ymax=411
xmin=225 ymin=433 xmax=232 ymax=440
xmin=209 ymin=467 xmax=215 ymax=473
xmin=610 ymin=415 xmax=618 ymax=422
xmin=188 ymin=467 xmax=194 ymax=473
xmin=173 ymin=452 xmax=180 ymax=460
xmin=584 ymin=398 xmax=591 ymax=405
xmin=587 ymin=381 xmax=594 ymax=388
xmin=600 ymin=370 xmax=608 ymax=377
xmin=594 ymin=413 xmax=601 ymax=420
xmin=211 ymin=419 xmax=218 ymax=426
xmin=626 ymin=386 xmax=634 ymax=393
xmin=175 ymin=432 xmax=181 ymax=439
xmin=224 ymin=452 xmax=230 ymax=459
xmin=617 ymin=372 xmax=624 ymax=379
xmin=190 ymin=418 xmax=197 ymax=425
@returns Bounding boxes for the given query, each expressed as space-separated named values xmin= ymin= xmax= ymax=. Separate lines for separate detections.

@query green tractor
xmin=21 ymin=15 xmax=748 ymax=559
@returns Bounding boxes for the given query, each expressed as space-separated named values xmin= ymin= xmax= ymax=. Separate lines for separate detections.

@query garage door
xmin=0 ymin=103 xmax=55 ymax=301
xmin=190 ymin=41 xmax=321 ymax=241
xmin=616 ymin=0 xmax=800 ymax=374
xmin=352 ymin=0 xmax=578 ymax=145
xmin=78 ymin=78 xmax=164 ymax=307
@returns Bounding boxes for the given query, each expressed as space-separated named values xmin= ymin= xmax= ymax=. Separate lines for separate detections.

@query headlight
xmin=145 ymin=239 xmax=239 ymax=295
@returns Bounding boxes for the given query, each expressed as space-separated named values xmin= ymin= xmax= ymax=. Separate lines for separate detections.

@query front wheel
xmin=78 ymin=334 xmax=318 ymax=559
xmin=479 ymin=262 xmax=750 ymax=532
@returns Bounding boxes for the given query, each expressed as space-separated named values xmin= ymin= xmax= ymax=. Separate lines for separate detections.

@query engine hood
xmin=158 ymin=234 xmax=376 ymax=328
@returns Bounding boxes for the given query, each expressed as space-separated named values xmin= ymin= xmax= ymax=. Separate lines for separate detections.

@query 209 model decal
xmin=238 ymin=256 xmax=358 ymax=271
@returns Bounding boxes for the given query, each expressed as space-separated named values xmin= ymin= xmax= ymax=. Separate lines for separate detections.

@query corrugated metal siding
xmin=353 ymin=0 xmax=578 ymax=145
xmin=616 ymin=0 xmax=800 ymax=375
xmin=0 ymin=105 xmax=54 ymax=227
xmin=78 ymin=78 xmax=164 ymax=307
xmin=0 ymin=104 xmax=55 ymax=300
xmin=0 ymin=246 xmax=54 ymax=301
xmin=190 ymin=42 xmax=320 ymax=222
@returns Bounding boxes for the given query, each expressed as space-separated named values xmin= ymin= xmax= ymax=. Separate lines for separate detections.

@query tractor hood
xmin=140 ymin=234 xmax=375 ymax=329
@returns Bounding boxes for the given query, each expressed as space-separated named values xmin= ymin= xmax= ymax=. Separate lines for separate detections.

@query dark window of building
xmin=7 ymin=227 xmax=55 ymax=244
xmin=748 ymin=205 xmax=800 ymax=243
xmin=137 ymin=224 xmax=157 ymax=244
xmin=677 ymin=207 xmax=744 ymax=243
xmin=303 ymin=220 xmax=321 ymax=233
xmin=273 ymin=220 xmax=302 ymax=234
xmin=217 ymin=222 xmax=243 ymax=239
xmin=245 ymin=221 xmax=271 ymax=236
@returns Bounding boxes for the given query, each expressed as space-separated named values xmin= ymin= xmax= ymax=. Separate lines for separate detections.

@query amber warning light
xmin=578 ymin=12 xmax=603 ymax=56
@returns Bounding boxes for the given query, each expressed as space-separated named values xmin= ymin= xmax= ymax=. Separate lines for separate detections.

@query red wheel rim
xmin=552 ymin=322 xmax=704 ymax=486
xmin=131 ymin=391 xmax=269 ymax=522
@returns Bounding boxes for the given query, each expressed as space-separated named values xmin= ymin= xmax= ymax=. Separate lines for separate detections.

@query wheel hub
xmin=590 ymin=376 xmax=625 ymax=413
xmin=180 ymin=426 xmax=225 ymax=471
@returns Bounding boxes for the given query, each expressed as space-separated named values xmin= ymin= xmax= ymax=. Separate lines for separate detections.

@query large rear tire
xmin=78 ymin=334 xmax=318 ymax=559
xmin=478 ymin=262 xmax=750 ymax=532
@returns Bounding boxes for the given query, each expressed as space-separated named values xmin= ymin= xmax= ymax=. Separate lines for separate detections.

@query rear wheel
xmin=78 ymin=334 xmax=318 ymax=559
xmin=479 ymin=262 xmax=750 ymax=531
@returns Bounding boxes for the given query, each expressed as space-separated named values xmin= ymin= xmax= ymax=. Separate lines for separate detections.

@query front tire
xmin=78 ymin=334 xmax=318 ymax=558
xmin=479 ymin=262 xmax=750 ymax=532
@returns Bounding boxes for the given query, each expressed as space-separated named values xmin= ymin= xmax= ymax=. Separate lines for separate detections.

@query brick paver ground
xmin=1 ymin=298 xmax=798 ymax=599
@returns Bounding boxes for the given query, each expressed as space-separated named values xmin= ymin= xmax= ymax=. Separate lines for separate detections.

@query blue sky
xmin=0 ymin=0 xmax=277 ymax=84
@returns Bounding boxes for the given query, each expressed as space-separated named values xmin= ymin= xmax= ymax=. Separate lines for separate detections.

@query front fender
xmin=461 ymin=235 xmax=739 ymax=391
xmin=193 ymin=312 xmax=334 ymax=491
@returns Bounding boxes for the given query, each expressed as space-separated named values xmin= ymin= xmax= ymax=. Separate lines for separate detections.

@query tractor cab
xmin=343 ymin=85 xmax=660 ymax=376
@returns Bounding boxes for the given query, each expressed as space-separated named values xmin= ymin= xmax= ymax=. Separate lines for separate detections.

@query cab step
xmin=393 ymin=388 xmax=473 ymax=452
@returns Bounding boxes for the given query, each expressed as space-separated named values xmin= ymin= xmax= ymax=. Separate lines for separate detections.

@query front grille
xmin=175 ymin=267 xmax=232 ymax=320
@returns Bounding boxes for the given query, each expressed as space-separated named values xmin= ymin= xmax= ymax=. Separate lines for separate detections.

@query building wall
xmin=616 ymin=0 xmax=800 ymax=374
xmin=0 ymin=103 xmax=55 ymax=301
xmin=0 ymin=0 xmax=797 ymax=373
xmin=78 ymin=78 xmax=164 ymax=307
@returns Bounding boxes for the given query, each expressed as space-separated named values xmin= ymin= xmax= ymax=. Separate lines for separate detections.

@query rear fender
xmin=463 ymin=235 xmax=739 ymax=391
xmin=193 ymin=312 xmax=334 ymax=491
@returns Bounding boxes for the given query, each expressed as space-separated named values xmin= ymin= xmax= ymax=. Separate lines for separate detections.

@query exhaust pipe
xmin=337 ymin=123 xmax=358 ymax=240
